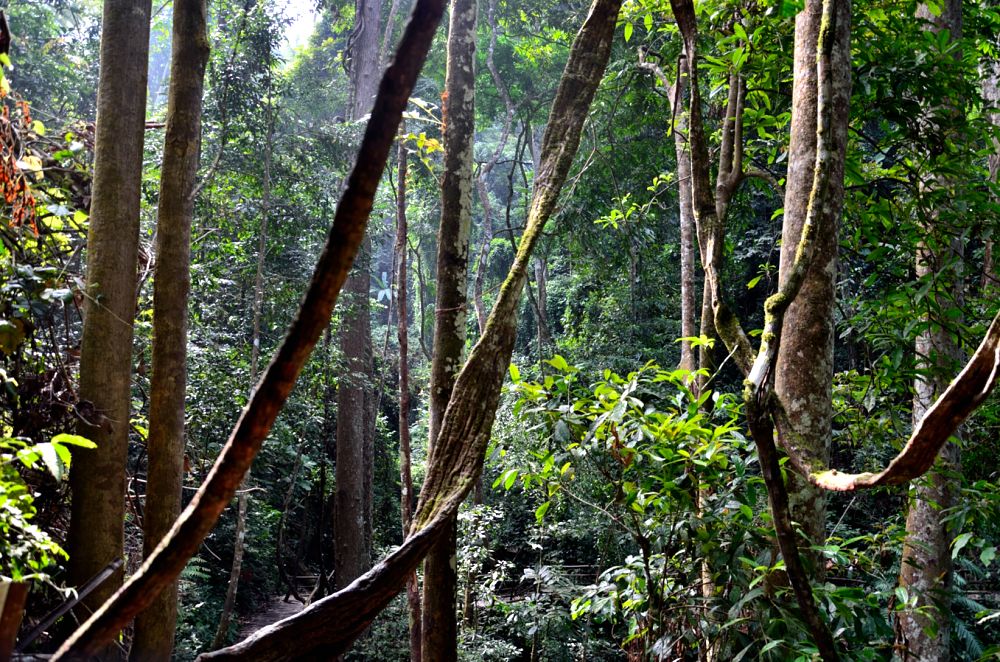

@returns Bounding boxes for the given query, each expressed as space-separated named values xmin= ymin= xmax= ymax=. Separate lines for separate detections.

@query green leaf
xmin=535 ymin=501 xmax=551 ymax=523
xmin=747 ymin=275 xmax=762 ymax=290
xmin=952 ymin=532 xmax=973 ymax=559
xmin=500 ymin=469 xmax=518 ymax=490
xmin=52 ymin=433 xmax=97 ymax=449
xmin=761 ymin=640 xmax=784 ymax=653
xmin=624 ymin=22 xmax=633 ymax=42
xmin=643 ymin=13 xmax=653 ymax=31
xmin=780 ymin=0 xmax=805 ymax=17
xmin=980 ymin=546 xmax=996 ymax=566
xmin=546 ymin=354 xmax=570 ymax=372
xmin=509 ymin=363 xmax=521 ymax=382
xmin=36 ymin=443 xmax=63 ymax=481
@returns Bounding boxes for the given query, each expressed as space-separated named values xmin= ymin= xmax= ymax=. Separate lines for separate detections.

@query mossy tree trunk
xmin=773 ymin=0 xmax=851 ymax=574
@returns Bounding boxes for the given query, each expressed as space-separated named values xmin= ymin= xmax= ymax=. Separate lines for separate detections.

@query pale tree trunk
xmin=422 ymin=0 xmax=476 ymax=658
xmin=675 ymin=83 xmax=696 ymax=374
xmin=395 ymin=123 xmax=422 ymax=662
xmin=132 ymin=0 xmax=209 ymax=658
xmin=774 ymin=0 xmax=851 ymax=575
xmin=335 ymin=0 xmax=382 ymax=590
xmin=211 ymin=83 xmax=276 ymax=652
xmin=68 ymin=0 xmax=151 ymax=655
xmin=898 ymin=4 xmax=963 ymax=659
xmin=983 ymin=49 xmax=999 ymax=292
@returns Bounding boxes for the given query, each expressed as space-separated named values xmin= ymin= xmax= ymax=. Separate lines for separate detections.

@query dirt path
xmin=237 ymin=595 xmax=306 ymax=640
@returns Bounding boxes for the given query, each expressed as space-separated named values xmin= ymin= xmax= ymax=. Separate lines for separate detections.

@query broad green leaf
xmin=52 ymin=433 xmax=96 ymax=449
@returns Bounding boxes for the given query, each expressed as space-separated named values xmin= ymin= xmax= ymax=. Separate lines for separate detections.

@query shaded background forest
xmin=2 ymin=0 xmax=1000 ymax=659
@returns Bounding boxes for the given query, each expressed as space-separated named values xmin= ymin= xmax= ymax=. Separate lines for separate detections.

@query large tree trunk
xmin=67 ymin=0 xmax=151 ymax=655
xmin=422 ymin=0 xmax=477 ymax=658
xmin=131 ymin=0 xmax=209 ymax=658
xmin=395 ymin=123 xmax=422 ymax=662
xmin=335 ymin=0 xmax=382 ymax=590
xmin=773 ymin=0 xmax=851 ymax=574
xmin=897 ymin=4 xmax=963 ymax=659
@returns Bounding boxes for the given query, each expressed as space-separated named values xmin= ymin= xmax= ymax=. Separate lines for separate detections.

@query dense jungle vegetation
xmin=1 ymin=0 xmax=1000 ymax=660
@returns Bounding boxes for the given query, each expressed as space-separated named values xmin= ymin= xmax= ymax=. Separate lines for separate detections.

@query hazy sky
xmin=283 ymin=0 xmax=318 ymax=55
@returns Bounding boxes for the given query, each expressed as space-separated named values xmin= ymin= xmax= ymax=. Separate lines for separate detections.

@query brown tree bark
xmin=53 ymin=2 xmax=448 ymax=655
xmin=335 ymin=0 xmax=382 ymax=590
xmin=131 ymin=0 xmax=209 ymax=658
xmin=773 ymin=0 xmax=851 ymax=574
xmin=67 ymin=0 xmax=151 ymax=655
xmin=395 ymin=122 xmax=422 ymax=662
xmin=422 ymin=0 xmax=477 ymax=657
xmin=197 ymin=3 xmax=621 ymax=658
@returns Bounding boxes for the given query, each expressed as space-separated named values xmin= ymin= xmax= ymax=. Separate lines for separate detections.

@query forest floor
xmin=238 ymin=595 xmax=306 ymax=639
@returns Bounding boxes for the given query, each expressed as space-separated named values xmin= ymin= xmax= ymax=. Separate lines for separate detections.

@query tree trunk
xmin=897 ymin=4 xmax=963 ymax=659
xmin=395 ymin=123 xmax=422 ymax=662
xmin=533 ymin=256 xmax=553 ymax=347
xmin=675 ymin=85 xmax=696 ymax=374
xmin=132 ymin=0 xmax=209 ymax=658
xmin=335 ymin=0 xmax=382 ymax=590
xmin=422 ymin=0 xmax=477 ymax=658
xmin=983 ymin=51 xmax=999 ymax=292
xmin=773 ymin=0 xmax=851 ymax=574
xmin=68 ymin=0 xmax=151 ymax=655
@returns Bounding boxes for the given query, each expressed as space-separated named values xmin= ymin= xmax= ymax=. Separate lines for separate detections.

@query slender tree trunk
xmin=211 ymin=86 xmax=275 ymax=651
xmin=68 ymin=0 xmax=151 ymax=655
xmin=335 ymin=0 xmax=382 ymax=590
xmin=422 ymin=1 xmax=477 ymax=658
xmin=983 ymin=51 xmax=999 ymax=292
xmin=394 ymin=124 xmax=422 ymax=662
xmin=533 ymin=256 xmax=553 ymax=347
xmin=897 ymin=4 xmax=963 ymax=659
xmin=675 ymin=88 xmax=696 ymax=373
xmin=132 ymin=0 xmax=209 ymax=658
xmin=773 ymin=0 xmax=851 ymax=575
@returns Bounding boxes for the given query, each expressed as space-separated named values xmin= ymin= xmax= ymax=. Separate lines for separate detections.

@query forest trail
xmin=237 ymin=596 xmax=306 ymax=640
